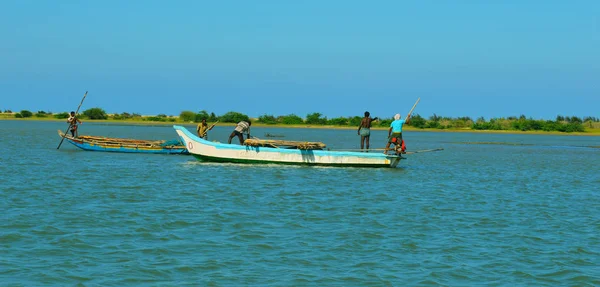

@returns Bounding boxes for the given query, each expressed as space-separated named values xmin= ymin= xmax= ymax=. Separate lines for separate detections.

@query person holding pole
xmin=197 ymin=119 xmax=218 ymax=140
xmin=384 ymin=113 xmax=410 ymax=155
xmin=67 ymin=111 xmax=82 ymax=137
xmin=57 ymin=91 xmax=88 ymax=149
xmin=384 ymin=98 xmax=420 ymax=155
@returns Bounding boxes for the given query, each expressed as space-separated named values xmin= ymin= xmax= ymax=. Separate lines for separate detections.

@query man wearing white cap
xmin=384 ymin=113 xmax=411 ymax=154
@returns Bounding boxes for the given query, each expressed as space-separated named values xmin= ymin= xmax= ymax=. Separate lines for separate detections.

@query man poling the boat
xmin=197 ymin=119 xmax=218 ymax=140
xmin=384 ymin=113 xmax=409 ymax=155
xmin=383 ymin=98 xmax=420 ymax=155
xmin=67 ymin=111 xmax=82 ymax=137
xmin=57 ymin=91 xmax=88 ymax=149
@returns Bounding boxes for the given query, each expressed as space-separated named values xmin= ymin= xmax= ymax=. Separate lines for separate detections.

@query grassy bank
xmin=2 ymin=115 xmax=599 ymax=136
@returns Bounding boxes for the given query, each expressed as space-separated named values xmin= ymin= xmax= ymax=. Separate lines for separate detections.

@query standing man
xmin=357 ymin=111 xmax=378 ymax=151
xmin=196 ymin=118 xmax=215 ymax=140
xmin=384 ymin=113 xmax=410 ymax=155
xmin=67 ymin=111 xmax=82 ymax=137
xmin=228 ymin=120 xmax=251 ymax=144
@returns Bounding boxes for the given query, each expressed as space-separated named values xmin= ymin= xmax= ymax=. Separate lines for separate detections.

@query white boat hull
xmin=173 ymin=126 xmax=401 ymax=167
xmin=174 ymin=125 xmax=401 ymax=168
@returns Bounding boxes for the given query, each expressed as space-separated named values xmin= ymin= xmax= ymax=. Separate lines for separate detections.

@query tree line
xmin=3 ymin=108 xmax=598 ymax=133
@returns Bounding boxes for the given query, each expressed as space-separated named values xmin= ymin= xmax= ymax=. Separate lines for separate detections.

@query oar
xmin=404 ymin=148 xmax=444 ymax=154
xmin=208 ymin=120 xmax=219 ymax=130
xmin=57 ymin=91 xmax=88 ymax=149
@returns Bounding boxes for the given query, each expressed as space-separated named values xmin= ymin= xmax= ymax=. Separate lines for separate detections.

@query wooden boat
xmin=173 ymin=125 xmax=402 ymax=167
xmin=57 ymin=130 xmax=189 ymax=154
xmin=264 ymin=133 xmax=285 ymax=138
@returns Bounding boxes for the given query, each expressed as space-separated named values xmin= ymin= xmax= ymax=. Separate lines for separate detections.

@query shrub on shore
xmin=54 ymin=112 xmax=69 ymax=119
xmin=19 ymin=110 xmax=33 ymax=118
xmin=279 ymin=114 xmax=304 ymax=125
xmin=219 ymin=111 xmax=250 ymax=123
xmin=258 ymin=114 xmax=278 ymax=125
xmin=35 ymin=111 xmax=50 ymax=118
xmin=82 ymin=108 xmax=108 ymax=120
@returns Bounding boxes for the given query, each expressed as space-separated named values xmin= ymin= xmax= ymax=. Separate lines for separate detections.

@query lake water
xmin=1 ymin=120 xmax=599 ymax=286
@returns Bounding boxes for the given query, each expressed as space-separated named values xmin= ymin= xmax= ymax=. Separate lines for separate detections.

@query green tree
xmin=20 ymin=110 xmax=33 ymax=118
xmin=145 ymin=115 xmax=167 ymax=122
xmin=54 ymin=112 xmax=69 ymax=119
xmin=305 ymin=112 xmax=327 ymax=125
xmin=179 ymin=111 xmax=196 ymax=122
xmin=258 ymin=114 xmax=278 ymax=124
xmin=219 ymin=111 xmax=249 ymax=123
xmin=82 ymin=108 xmax=108 ymax=120
xmin=564 ymin=122 xmax=584 ymax=132
xmin=278 ymin=114 xmax=304 ymax=125
xmin=209 ymin=112 xmax=218 ymax=122
xmin=327 ymin=117 xmax=349 ymax=126
xmin=377 ymin=117 xmax=393 ymax=127
xmin=348 ymin=116 xmax=362 ymax=126
xmin=194 ymin=110 xmax=210 ymax=122
xmin=425 ymin=121 xmax=442 ymax=129
xmin=542 ymin=120 xmax=560 ymax=131
xmin=408 ymin=114 xmax=426 ymax=128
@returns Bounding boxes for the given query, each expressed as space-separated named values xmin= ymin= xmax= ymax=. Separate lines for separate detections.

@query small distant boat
xmin=57 ymin=130 xmax=189 ymax=154
xmin=173 ymin=125 xmax=402 ymax=168
xmin=264 ymin=133 xmax=285 ymax=138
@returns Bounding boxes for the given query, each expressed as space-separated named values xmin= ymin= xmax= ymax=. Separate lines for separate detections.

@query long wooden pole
xmin=200 ymin=120 xmax=220 ymax=137
xmin=407 ymin=97 xmax=420 ymax=118
xmin=57 ymin=91 xmax=88 ymax=149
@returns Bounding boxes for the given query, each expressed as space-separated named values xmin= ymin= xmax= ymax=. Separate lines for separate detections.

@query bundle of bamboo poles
xmin=71 ymin=134 xmax=171 ymax=148
xmin=244 ymin=139 xmax=326 ymax=150
xmin=77 ymin=135 xmax=163 ymax=145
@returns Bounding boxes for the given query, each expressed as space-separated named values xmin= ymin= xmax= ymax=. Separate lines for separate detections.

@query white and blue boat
xmin=173 ymin=125 xmax=402 ymax=168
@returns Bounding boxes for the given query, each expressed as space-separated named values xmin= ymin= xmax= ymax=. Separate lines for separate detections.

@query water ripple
xmin=1 ymin=121 xmax=599 ymax=285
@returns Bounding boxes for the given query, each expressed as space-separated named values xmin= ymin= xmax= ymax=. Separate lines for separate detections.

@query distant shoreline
xmin=2 ymin=117 xmax=599 ymax=136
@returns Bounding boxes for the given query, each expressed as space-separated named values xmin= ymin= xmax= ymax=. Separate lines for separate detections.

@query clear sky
xmin=1 ymin=0 xmax=598 ymax=120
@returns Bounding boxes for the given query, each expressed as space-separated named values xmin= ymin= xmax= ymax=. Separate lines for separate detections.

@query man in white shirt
xmin=228 ymin=120 xmax=251 ymax=144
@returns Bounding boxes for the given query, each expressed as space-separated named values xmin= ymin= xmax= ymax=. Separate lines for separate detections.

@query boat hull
xmin=58 ymin=131 xmax=189 ymax=155
xmin=174 ymin=125 xmax=401 ymax=167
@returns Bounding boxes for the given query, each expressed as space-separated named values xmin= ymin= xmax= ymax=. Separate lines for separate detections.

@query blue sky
xmin=1 ymin=0 xmax=598 ymax=120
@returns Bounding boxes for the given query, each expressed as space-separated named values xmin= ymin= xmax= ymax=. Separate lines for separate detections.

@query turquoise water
xmin=1 ymin=120 xmax=599 ymax=286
